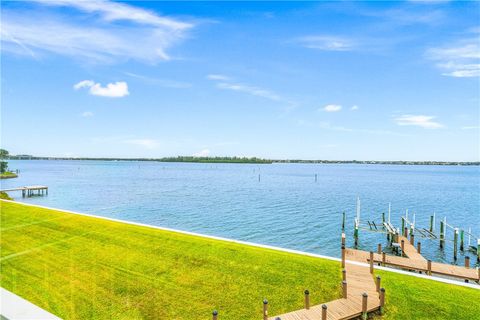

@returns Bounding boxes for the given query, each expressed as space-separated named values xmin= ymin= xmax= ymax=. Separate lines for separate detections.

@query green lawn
xmin=1 ymin=201 xmax=479 ymax=319
xmin=0 ymin=171 xmax=18 ymax=179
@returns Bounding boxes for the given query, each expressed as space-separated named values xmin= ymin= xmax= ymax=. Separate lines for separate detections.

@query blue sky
xmin=1 ymin=1 xmax=479 ymax=161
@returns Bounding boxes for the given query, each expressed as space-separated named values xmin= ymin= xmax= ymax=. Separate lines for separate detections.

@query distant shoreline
xmin=7 ymin=156 xmax=479 ymax=166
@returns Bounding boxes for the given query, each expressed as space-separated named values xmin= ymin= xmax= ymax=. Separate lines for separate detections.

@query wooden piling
xmin=401 ymin=240 xmax=405 ymax=257
xmin=342 ymin=281 xmax=347 ymax=298
xmin=427 ymin=260 xmax=432 ymax=276
xmin=401 ymin=217 xmax=405 ymax=235
xmin=341 ymin=245 xmax=346 ymax=268
xmin=382 ymin=212 xmax=385 ymax=224
xmin=417 ymin=241 xmax=421 ymax=254
xmin=440 ymin=221 xmax=445 ymax=249
xmin=454 ymin=228 xmax=458 ymax=261
xmin=376 ymin=276 xmax=381 ymax=293
xmin=377 ymin=243 xmax=382 ymax=254
xmin=321 ymin=304 xmax=327 ymax=320
xmin=354 ymin=222 xmax=359 ymax=247
xmin=404 ymin=227 xmax=408 ymax=238
xmin=341 ymin=233 xmax=346 ymax=246
xmin=410 ymin=233 xmax=415 ymax=246
xmin=263 ymin=299 xmax=268 ymax=320
xmin=369 ymin=251 xmax=374 ymax=274
xmin=379 ymin=288 xmax=386 ymax=315
xmin=212 ymin=310 xmax=218 ymax=320
xmin=429 ymin=215 xmax=434 ymax=232
xmin=460 ymin=229 xmax=464 ymax=251
xmin=465 ymin=256 xmax=470 ymax=269
xmin=304 ymin=290 xmax=310 ymax=310
xmin=361 ymin=293 xmax=368 ymax=320
xmin=342 ymin=269 xmax=346 ymax=281
xmin=342 ymin=212 xmax=346 ymax=231
xmin=382 ymin=252 xmax=386 ymax=266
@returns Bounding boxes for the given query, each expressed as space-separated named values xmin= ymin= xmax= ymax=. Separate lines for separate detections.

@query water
xmin=2 ymin=160 xmax=479 ymax=265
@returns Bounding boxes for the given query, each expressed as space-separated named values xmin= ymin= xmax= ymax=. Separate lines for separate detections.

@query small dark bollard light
xmin=321 ymin=304 xmax=327 ymax=320
xmin=212 ymin=310 xmax=218 ymax=320
xmin=263 ymin=299 xmax=268 ymax=320
xmin=304 ymin=289 xmax=310 ymax=309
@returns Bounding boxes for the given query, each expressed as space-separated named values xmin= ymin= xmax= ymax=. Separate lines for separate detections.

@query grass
xmin=1 ymin=201 xmax=479 ymax=319
xmin=0 ymin=171 xmax=18 ymax=179
xmin=0 ymin=192 xmax=13 ymax=200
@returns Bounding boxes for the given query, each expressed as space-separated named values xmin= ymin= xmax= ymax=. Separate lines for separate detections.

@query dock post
xmin=342 ymin=281 xmax=347 ymax=298
xmin=212 ymin=310 xmax=218 ymax=320
xmin=427 ymin=260 xmax=432 ymax=276
xmin=361 ymin=293 xmax=368 ymax=320
xmin=401 ymin=217 xmax=405 ymax=235
xmin=382 ymin=252 xmax=386 ymax=266
xmin=304 ymin=289 xmax=310 ymax=309
xmin=404 ymin=227 xmax=408 ymax=238
xmin=429 ymin=215 xmax=434 ymax=232
xmin=379 ymin=288 xmax=386 ymax=315
xmin=410 ymin=233 xmax=415 ymax=246
xmin=321 ymin=304 xmax=327 ymax=320
xmin=341 ymin=233 xmax=346 ymax=246
xmin=263 ymin=299 xmax=268 ymax=320
xmin=465 ymin=256 xmax=470 ymax=269
xmin=369 ymin=251 xmax=374 ymax=274
xmin=477 ymin=239 xmax=480 ymax=263
xmin=376 ymin=276 xmax=381 ymax=293
xmin=342 ymin=269 xmax=346 ymax=281
xmin=460 ymin=230 xmax=464 ymax=251
xmin=401 ymin=240 xmax=405 ymax=257
xmin=377 ymin=243 xmax=382 ymax=254
xmin=453 ymin=228 xmax=458 ymax=261
xmin=341 ymin=245 xmax=346 ymax=268
xmin=382 ymin=212 xmax=385 ymax=224
xmin=440 ymin=221 xmax=445 ymax=249
xmin=342 ymin=212 xmax=345 ymax=232
xmin=417 ymin=242 xmax=421 ymax=254
xmin=354 ymin=221 xmax=359 ymax=247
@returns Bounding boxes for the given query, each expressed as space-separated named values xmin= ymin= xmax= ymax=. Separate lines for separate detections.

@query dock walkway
xmin=0 ymin=185 xmax=48 ymax=197
xmin=270 ymin=262 xmax=381 ymax=320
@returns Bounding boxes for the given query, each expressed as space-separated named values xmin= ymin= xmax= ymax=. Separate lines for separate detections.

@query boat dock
xmin=0 ymin=186 xmax=48 ymax=197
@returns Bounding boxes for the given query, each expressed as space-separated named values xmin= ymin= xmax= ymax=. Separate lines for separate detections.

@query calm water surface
xmin=2 ymin=160 xmax=479 ymax=265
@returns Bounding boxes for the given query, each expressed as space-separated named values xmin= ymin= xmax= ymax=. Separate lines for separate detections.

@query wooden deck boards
xmin=269 ymin=263 xmax=380 ymax=320
xmin=345 ymin=248 xmax=479 ymax=281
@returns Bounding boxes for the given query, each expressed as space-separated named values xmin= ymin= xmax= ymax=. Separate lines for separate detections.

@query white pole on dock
xmin=388 ymin=203 xmax=391 ymax=224
xmin=356 ymin=197 xmax=361 ymax=223
xmin=468 ymin=227 xmax=471 ymax=246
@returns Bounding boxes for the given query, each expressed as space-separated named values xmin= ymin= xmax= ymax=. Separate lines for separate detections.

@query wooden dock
xmin=269 ymin=260 xmax=382 ymax=319
xmin=0 ymin=186 xmax=48 ymax=197
xmin=345 ymin=234 xmax=479 ymax=282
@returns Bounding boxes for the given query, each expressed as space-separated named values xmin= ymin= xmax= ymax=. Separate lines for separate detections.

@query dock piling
xmin=401 ymin=240 xmax=405 ymax=257
xmin=453 ymin=228 xmax=458 ymax=261
xmin=460 ymin=229 xmax=464 ymax=251
xmin=342 ymin=281 xmax=347 ymax=298
xmin=369 ymin=251 xmax=374 ymax=274
xmin=417 ymin=241 xmax=421 ymax=254
xmin=212 ymin=310 xmax=218 ymax=320
xmin=465 ymin=256 xmax=470 ymax=269
xmin=382 ymin=252 xmax=386 ymax=266
xmin=342 ymin=212 xmax=346 ymax=232
xmin=440 ymin=221 xmax=445 ymax=249
xmin=379 ymin=288 xmax=386 ymax=315
xmin=429 ymin=215 xmax=434 ymax=232
xmin=341 ymin=245 xmax=346 ymax=268
xmin=304 ymin=290 xmax=310 ymax=310
xmin=376 ymin=276 xmax=381 ymax=293
xmin=342 ymin=269 xmax=346 ymax=281
xmin=361 ymin=293 xmax=368 ymax=320
xmin=410 ymin=233 xmax=415 ymax=246
xmin=377 ymin=243 xmax=382 ymax=254
xmin=427 ymin=260 xmax=432 ymax=276
xmin=321 ymin=304 xmax=327 ymax=320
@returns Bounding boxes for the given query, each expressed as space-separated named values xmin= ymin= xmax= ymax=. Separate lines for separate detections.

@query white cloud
xmin=323 ymin=104 xmax=342 ymax=112
xmin=81 ymin=111 xmax=94 ymax=117
xmin=297 ymin=36 xmax=354 ymax=51
xmin=319 ymin=121 xmax=352 ymax=132
xmin=1 ymin=0 xmax=193 ymax=63
xmin=426 ymin=38 xmax=480 ymax=78
xmin=216 ymin=82 xmax=281 ymax=101
xmin=461 ymin=126 xmax=479 ymax=130
xmin=193 ymin=149 xmax=210 ymax=157
xmin=74 ymin=80 xmax=129 ymax=98
xmin=124 ymin=72 xmax=191 ymax=89
xmin=123 ymin=139 xmax=159 ymax=149
xmin=395 ymin=115 xmax=444 ymax=129
xmin=351 ymin=105 xmax=359 ymax=111
xmin=206 ymin=74 xmax=230 ymax=81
